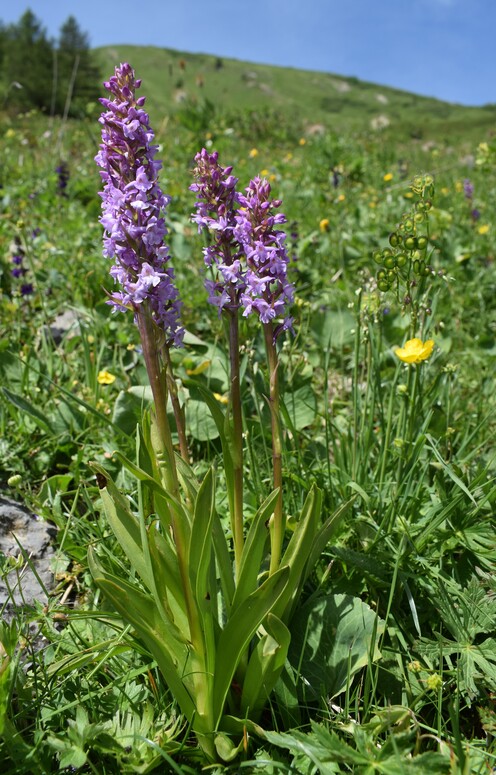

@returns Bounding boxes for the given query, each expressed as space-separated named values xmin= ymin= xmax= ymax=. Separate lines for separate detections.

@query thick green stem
xmin=264 ymin=323 xmax=284 ymax=575
xmin=137 ymin=310 xmax=179 ymax=500
xmin=162 ymin=343 xmax=190 ymax=464
xmin=228 ymin=308 xmax=244 ymax=576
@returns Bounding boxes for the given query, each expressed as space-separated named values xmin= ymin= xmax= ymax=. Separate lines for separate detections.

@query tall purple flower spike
xmin=191 ymin=150 xmax=294 ymax=338
xmin=95 ymin=63 xmax=183 ymax=346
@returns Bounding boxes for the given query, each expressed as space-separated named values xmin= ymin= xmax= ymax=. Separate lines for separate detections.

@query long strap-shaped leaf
xmin=212 ymin=565 xmax=289 ymax=728
xmin=88 ymin=548 xmax=196 ymax=721
xmin=231 ymin=489 xmax=278 ymax=613
xmin=90 ymin=462 xmax=153 ymax=592
xmin=272 ymin=485 xmax=322 ymax=623
xmin=240 ymin=612 xmax=290 ymax=719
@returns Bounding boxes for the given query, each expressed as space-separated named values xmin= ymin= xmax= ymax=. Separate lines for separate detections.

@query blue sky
xmin=2 ymin=0 xmax=494 ymax=106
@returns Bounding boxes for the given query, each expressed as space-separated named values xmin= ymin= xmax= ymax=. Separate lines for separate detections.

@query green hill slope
xmin=94 ymin=44 xmax=496 ymax=140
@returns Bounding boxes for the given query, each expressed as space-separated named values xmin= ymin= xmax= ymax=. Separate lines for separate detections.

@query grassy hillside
xmin=94 ymin=44 xmax=496 ymax=141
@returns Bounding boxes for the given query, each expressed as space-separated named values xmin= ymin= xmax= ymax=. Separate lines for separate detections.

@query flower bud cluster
xmin=95 ymin=63 xmax=183 ymax=346
xmin=191 ymin=150 xmax=294 ymax=338
xmin=371 ymin=175 xmax=435 ymax=293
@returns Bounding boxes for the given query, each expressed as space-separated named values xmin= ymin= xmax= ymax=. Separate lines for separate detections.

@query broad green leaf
xmin=112 ymin=386 xmax=152 ymax=435
xmin=212 ymin=566 xmax=289 ymax=726
xmin=282 ymin=383 xmax=317 ymax=431
xmin=185 ymin=398 xmax=220 ymax=441
xmin=288 ymin=593 xmax=385 ymax=699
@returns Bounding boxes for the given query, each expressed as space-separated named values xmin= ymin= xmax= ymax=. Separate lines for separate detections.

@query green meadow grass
xmin=94 ymin=44 xmax=496 ymax=142
xmin=0 ymin=55 xmax=495 ymax=772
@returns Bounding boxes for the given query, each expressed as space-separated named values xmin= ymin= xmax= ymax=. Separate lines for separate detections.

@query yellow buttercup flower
xmin=478 ymin=224 xmax=490 ymax=235
xmin=298 ymin=137 xmax=306 ymax=146
xmin=249 ymin=148 xmax=258 ymax=158
xmin=337 ymin=193 xmax=346 ymax=202
xmin=383 ymin=172 xmax=393 ymax=182
xmin=319 ymin=218 xmax=330 ymax=232
xmin=97 ymin=370 xmax=116 ymax=385
xmin=394 ymin=338 xmax=434 ymax=364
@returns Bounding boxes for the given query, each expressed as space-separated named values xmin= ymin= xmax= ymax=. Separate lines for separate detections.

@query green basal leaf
xmin=189 ymin=467 xmax=217 ymax=678
xmin=212 ymin=566 xmax=290 ymax=726
xmin=90 ymin=462 xmax=152 ymax=591
xmin=148 ymin=528 xmax=189 ymax=634
xmin=240 ymin=612 xmax=290 ymax=719
xmin=231 ymin=489 xmax=277 ymax=612
xmin=272 ymin=484 xmax=322 ymax=623
xmin=88 ymin=548 xmax=196 ymax=722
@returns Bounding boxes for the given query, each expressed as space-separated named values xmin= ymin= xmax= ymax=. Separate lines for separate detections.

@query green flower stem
xmin=264 ymin=322 xmax=284 ymax=575
xmin=228 ymin=307 xmax=245 ymax=577
xmin=137 ymin=309 xmax=179 ymax=500
xmin=162 ymin=343 xmax=190 ymax=464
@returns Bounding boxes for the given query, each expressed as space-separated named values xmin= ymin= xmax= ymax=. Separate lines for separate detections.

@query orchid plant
xmin=90 ymin=63 xmax=349 ymax=763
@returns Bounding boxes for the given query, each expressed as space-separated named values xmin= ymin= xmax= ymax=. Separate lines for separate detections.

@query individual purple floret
xmin=234 ymin=177 xmax=294 ymax=338
xmin=191 ymin=151 xmax=294 ymax=338
xmin=95 ymin=63 xmax=183 ymax=346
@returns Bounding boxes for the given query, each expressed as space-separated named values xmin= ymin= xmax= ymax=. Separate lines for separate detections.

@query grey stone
xmin=0 ymin=496 xmax=56 ymax=613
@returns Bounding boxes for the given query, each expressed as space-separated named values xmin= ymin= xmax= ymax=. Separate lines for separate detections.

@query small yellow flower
xmin=5 ymin=128 xmax=16 ymax=139
xmin=337 ymin=193 xmax=346 ymax=202
xmin=249 ymin=148 xmax=258 ymax=158
xmin=319 ymin=218 xmax=330 ymax=232
xmin=440 ymin=187 xmax=449 ymax=195
xmin=97 ymin=370 xmax=116 ymax=385
xmin=478 ymin=224 xmax=490 ymax=235
xmin=213 ymin=392 xmax=229 ymax=405
xmin=87 ymin=334 xmax=95 ymax=344
xmin=284 ymin=152 xmax=293 ymax=162
xmin=260 ymin=168 xmax=270 ymax=176
xmin=455 ymin=180 xmax=463 ymax=193
xmin=383 ymin=172 xmax=393 ymax=182
xmin=298 ymin=137 xmax=306 ymax=146
xmin=426 ymin=673 xmax=443 ymax=691
xmin=394 ymin=338 xmax=434 ymax=364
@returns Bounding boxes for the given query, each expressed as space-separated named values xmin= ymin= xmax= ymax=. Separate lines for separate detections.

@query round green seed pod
xmin=404 ymin=218 xmax=414 ymax=231
xmin=396 ymin=253 xmax=407 ymax=267
xmin=389 ymin=232 xmax=400 ymax=247
xmin=372 ymin=250 xmax=383 ymax=264
xmin=414 ymin=212 xmax=424 ymax=223
xmin=404 ymin=235 xmax=417 ymax=251
xmin=417 ymin=235 xmax=428 ymax=250
xmin=378 ymin=280 xmax=390 ymax=292
xmin=377 ymin=269 xmax=387 ymax=280
xmin=384 ymin=255 xmax=396 ymax=269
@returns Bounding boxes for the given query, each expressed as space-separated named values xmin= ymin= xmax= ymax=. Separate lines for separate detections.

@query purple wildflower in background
xmin=463 ymin=179 xmax=474 ymax=200
xmin=191 ymin=151 xmax=294 ymax=338
xmin=55 ymin=162 xmax=70 ymax=196
xmin=471 ymin=208 xmax=481 ymax=221
xmin=95 ymin=63 xmax=183 ymax=346
xmin=235 ymin=177 xmax=294 ymax=338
